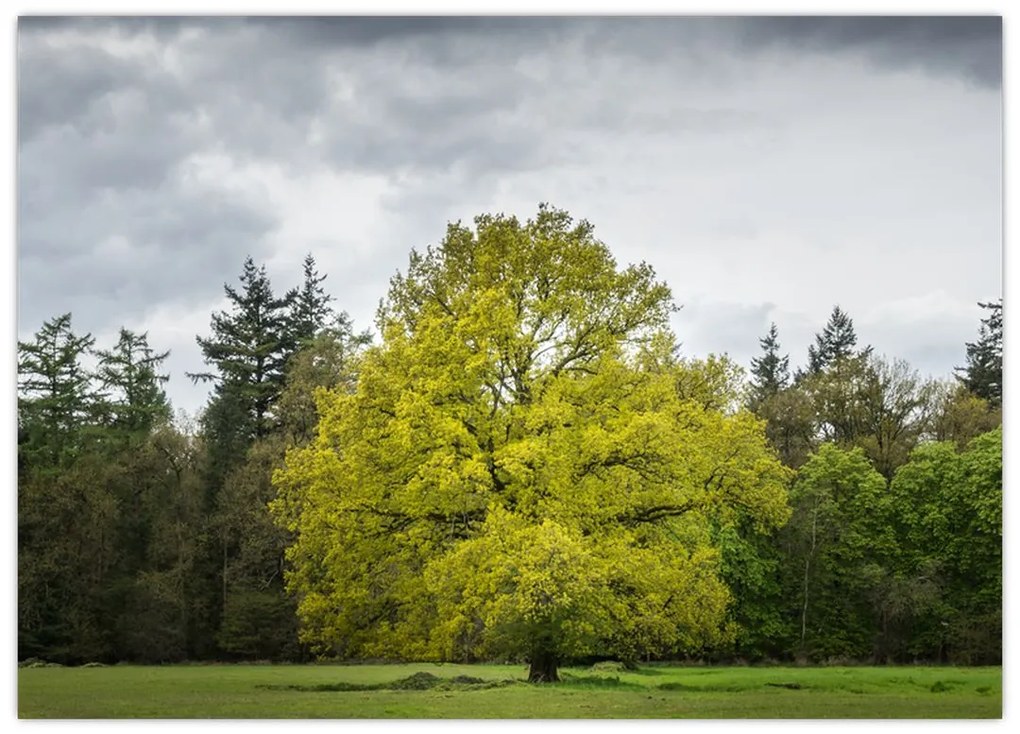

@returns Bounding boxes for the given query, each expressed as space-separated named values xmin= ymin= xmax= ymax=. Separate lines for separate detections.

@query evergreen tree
xmin=19 ymin=318 xmax=177 ymax=664
xmin=748 ymin=322 xmax=790 ymax=410
xmin=189 ymin=258 xmax=297 ymax=655
xmin=956 ymin=299 xmax=1002 ymax=407
xmin=95 ymin=328 xmax=171 ymax=435
xmin=287 ymin=253 xmax=335 ymax=347
xmin=806 ymin=306 xmax=869 ymax=375
xmin=18 ymin=313 xmax=99 ymax=470
xmin=192 ymin=257 xmax=295 ymax=444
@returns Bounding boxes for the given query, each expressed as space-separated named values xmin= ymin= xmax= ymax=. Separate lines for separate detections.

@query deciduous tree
xmin=272 ymin=206 xmax=790 ymax=681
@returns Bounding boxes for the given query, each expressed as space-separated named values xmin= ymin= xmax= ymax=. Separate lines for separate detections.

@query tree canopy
xmin=16 ymin=209 xmax=1001 ymax=671
xmin=272 ymin=206 xmax=791 ymax=681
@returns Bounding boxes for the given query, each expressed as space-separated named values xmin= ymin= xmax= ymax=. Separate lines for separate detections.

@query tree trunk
xmin=800 ymin=501 xmax=818 ymax=655
xmin=527 ymin=648 xmax=560 ymax=683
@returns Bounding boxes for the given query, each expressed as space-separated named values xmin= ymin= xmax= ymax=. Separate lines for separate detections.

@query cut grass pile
xmin=18 ymin=662 xmax=1002 ymax=719
xmin=258 ymin=670 xmax=517 ymax=692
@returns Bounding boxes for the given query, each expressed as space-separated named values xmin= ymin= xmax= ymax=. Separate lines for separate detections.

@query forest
xmin=17 ymin=207 xmax=1002 ymax=679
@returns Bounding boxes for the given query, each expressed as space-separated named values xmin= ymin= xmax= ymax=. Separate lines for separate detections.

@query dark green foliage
xmin=748 ymin=322 xmax=790 ymax=410
xmin=288 ymin=253 xmax=336 ymax=347
xmin=956 ymin=300 xmax=1002 ymax=407
xmin=805 ymin=306 xmax=870 ymax=377
xmin=188 ymin=256 xmax=345 ymax=661
xmin=18 ymin=314 xmax=100 ymax=469
xmin=753 ymin=385 xmax=816 ymax=469
xmin=213 ymin=436 xmax=304 ymax=661
xmin=761 ymin=428 xmax=1002 ymax=666
xmin=217 ymin=589 xmax=301 ymax=660
xmin=193 ymin=257 xmax=296 ymax=444
xmin=95 ymin=328 xmax=171 ymax=436
xmin=780 ymin=444 xmax=892 ymax=661
xmin=712 ymin=522 xmax=790 ymax=661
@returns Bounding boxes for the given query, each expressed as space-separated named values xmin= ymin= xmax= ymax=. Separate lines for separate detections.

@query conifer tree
xmin=287 ymin=254 xmax=335 ymax=348
xmin=95 ymin=328 xmax=171 ymax=435
xmin=749 ymin=322 xmax=790 ymax=410
xmin=806 ymin=306 xmax=869 ymax=375
xmin=17 ymin=313 xmax=99 ymax=469
xmin=192 ymin=257 xmax=295 ymax=443
xmin=957 ymin=299 xmax=1002 ymax=407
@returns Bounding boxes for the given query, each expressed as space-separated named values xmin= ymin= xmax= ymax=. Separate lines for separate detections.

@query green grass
xmin=18 ymin=662 xmax=1001 ymax=719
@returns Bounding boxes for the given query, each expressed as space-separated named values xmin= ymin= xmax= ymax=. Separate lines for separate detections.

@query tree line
xmin=19 ymin=255 xmax=368 ymax=662
xmin=17 ymin=208 xmax=1001 ymax=672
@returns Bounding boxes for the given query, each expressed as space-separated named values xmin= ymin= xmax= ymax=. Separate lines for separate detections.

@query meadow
xmin=18 ymin=662 xmax=1002 ymax=719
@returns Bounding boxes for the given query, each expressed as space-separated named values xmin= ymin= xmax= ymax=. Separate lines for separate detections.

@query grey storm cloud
xmin=734 ymin=16 xmax=1002 ymax=87
xmin=16 ymin=15 xmax=1001 ymax=415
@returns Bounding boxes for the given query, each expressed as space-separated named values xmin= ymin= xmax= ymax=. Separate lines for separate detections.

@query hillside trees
xmin=17 ymin=223 xmax=1002 ymax=668
xmin=745 ymin=303 xmax=1001 ymax=663
xmin=272 ymin=206 xmax=791 ymax=681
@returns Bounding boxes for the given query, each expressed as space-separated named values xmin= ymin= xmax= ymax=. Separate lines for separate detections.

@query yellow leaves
xmin=269 ymin=206 xmax=794 ymax=663
xmin=423 ymin=509 xmax=607 ymax=657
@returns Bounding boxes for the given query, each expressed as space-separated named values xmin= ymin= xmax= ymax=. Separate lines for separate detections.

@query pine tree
xmin=192 ymin=257 xmax=296 ymax=442
xmin=95 ymin=328 xmax=171 ymax=435
xmin=287 ymin=254 xmax=335 ymax=348
xmin=749 ymin=322 xmax=790 ymax=410
xmin=957 ymin=299 xmax=1002 ymax=407
xmin=17 ymin=313 xmax=99 ymax=469
xmin=189 ymin=258 xmax=301 ymax=656
xmin=806 ymin=306 xmax=869 ymax=375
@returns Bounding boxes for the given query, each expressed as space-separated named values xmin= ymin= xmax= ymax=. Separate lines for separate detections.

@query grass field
xmin=18 ymin=662 xmax=1002 ymax=719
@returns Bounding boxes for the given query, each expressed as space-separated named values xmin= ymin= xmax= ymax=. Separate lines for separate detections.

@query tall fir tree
xmin=95 ymin=328 xmax=171 ymax=436
xmin=192 ymin=257 xmax=296 ymax=445
xmin=956 ymin=299 xmax=1002 ymax=407
xmin=287 ymin=253 xmax=335 ymax=348
xmin=748 ymin=322 xmax=790 ymax=410
xmin=805 ymin=305 xmax=869 ymax=375
xmin=17 ymin=313 xmax=100 ymax=470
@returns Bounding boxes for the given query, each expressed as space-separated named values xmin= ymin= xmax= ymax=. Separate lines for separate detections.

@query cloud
xmin=16 ymin=16 xmax=1001 ymax=415
xmin=734 ymin=16 xmax=1002 ymax=88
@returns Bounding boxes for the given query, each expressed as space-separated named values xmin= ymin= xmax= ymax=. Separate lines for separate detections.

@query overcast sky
xmin=16 ymin=15 xmax=1002 ymax=417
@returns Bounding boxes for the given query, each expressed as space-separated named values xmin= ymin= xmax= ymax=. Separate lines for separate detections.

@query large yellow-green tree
xmin=272 ymin=206 xmax=790 ymax=681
